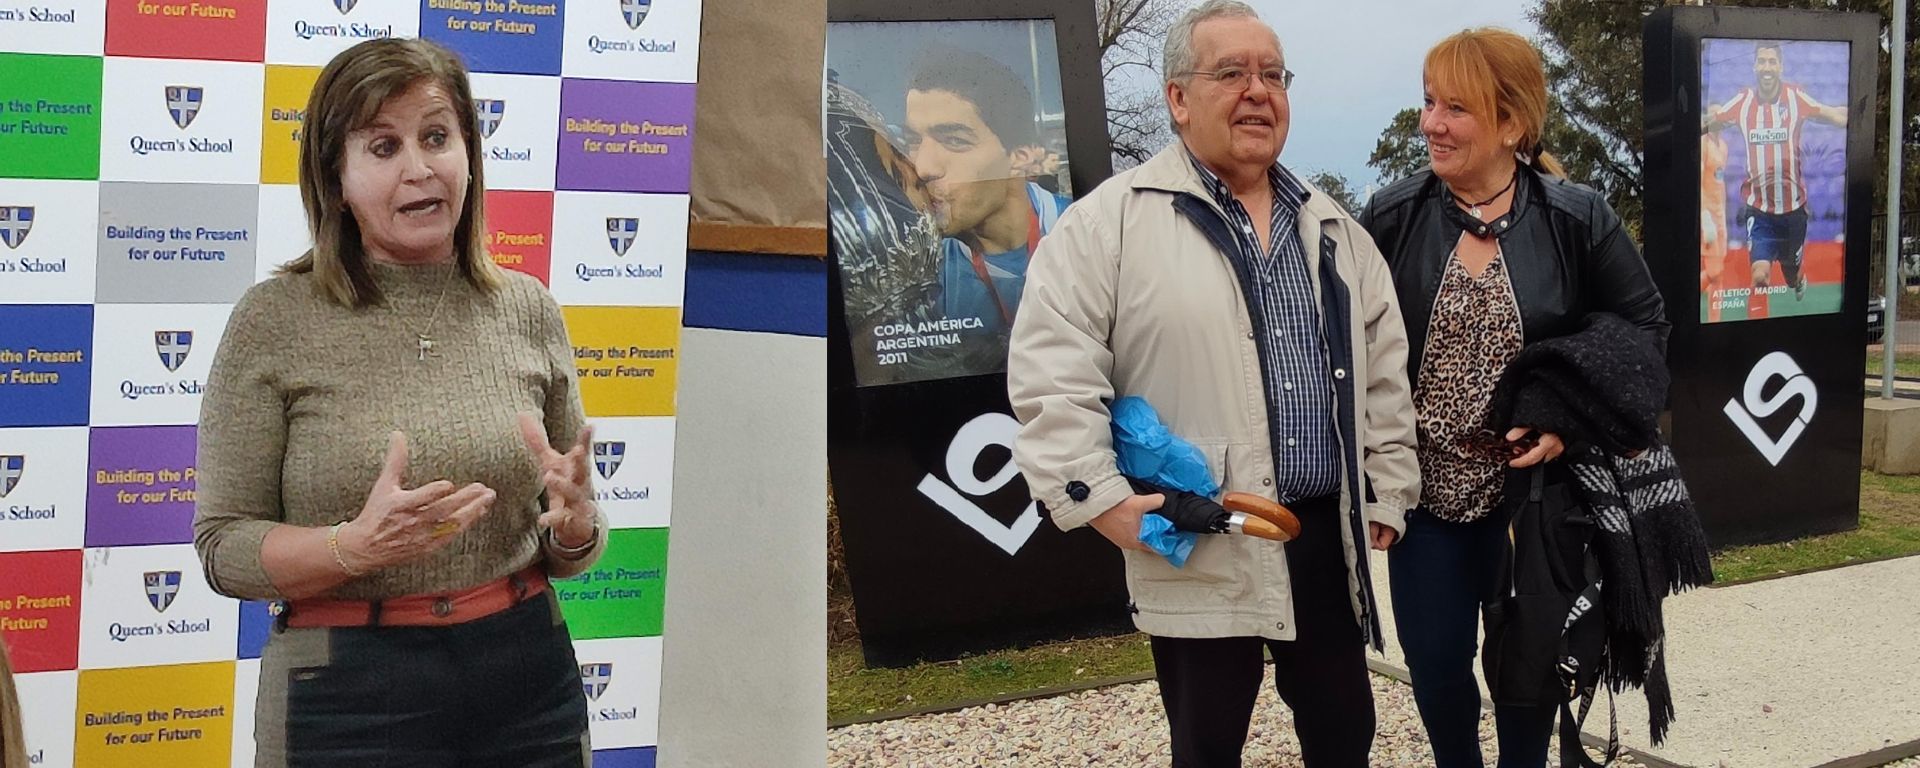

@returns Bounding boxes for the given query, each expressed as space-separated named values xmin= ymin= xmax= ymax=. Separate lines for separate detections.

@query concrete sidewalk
xmin=1369 ymin=550 xmax=1920 ymax=766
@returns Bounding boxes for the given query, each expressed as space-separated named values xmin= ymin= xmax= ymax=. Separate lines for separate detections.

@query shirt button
xmin=1286 ymin=438 xmax=1298 ymax=447
xmin=1262 ymin=478 xmax=1273 ymax=486
xmin=1247 ymin=330 xmax=1254 ymax=340
xmin=1272 ymin=329 xmax=1282 ymax=338
xmin=1276 ymin=621 xmax=1286 ymax=631
xmin=1284 ymin=382 xmax=1294 ymax=391
xmin=1333 ymin=368 xmax=1348 ymax=379
xmin=430 ymin=598 xmax=453 ymax=618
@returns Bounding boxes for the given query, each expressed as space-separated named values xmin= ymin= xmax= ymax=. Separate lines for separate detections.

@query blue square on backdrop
xmin=592 ymin=747 xmax=656 ymax=768
xmin=238 ymin=600 xmax=274 ymax=659
xmin=419 ymin=0 xmax=565 ymax=75
xmin=0 ymin=305 xmax=92 ymax=428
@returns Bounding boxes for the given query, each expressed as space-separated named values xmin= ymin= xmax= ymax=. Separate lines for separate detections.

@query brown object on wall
xmin=688 ymin=0 xmax=828 ymax=258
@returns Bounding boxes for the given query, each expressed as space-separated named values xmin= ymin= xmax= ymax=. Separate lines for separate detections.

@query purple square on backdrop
xmin=85 ymin=425 xmax=198 ymax=547
xmin=556 ymin=79 xmax=695 ymax=194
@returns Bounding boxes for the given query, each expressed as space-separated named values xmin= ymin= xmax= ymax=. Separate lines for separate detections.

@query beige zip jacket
xmin=1008 ymin=142 xmax=1419 ymax=646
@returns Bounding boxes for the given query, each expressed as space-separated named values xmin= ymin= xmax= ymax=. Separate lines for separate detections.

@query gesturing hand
xmin=336 ymin=431 xmax=496 ymax=574
xmin=517 ymin=412 xmax=599 ymax=550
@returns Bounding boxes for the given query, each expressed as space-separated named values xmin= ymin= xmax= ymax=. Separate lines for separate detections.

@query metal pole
xmin=1884 ymin=0 xmax=1906 ymax=399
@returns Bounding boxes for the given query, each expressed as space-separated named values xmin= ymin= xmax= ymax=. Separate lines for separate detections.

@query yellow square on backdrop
xmin=74 ymin=661 xmax=236 ymax=765
xmin=563 ymin=305 xmax=682 ymax=417
xmin=260 ymin=65 xmax=322 ymax=185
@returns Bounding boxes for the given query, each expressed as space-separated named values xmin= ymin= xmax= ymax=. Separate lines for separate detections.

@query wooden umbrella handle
xmin=1222 ymin=492 xmax=1302 ymax=541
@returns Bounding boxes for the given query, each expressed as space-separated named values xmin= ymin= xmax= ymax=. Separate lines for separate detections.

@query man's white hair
xmin=1160 ymin=0 xmax=1283 ymax=133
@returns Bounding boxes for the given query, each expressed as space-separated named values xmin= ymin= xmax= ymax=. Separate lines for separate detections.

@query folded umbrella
xmin=1110 ymin=397 xmax=1298 ymax=567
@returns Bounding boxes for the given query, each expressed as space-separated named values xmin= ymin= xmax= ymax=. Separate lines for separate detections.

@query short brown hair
xmin=1425 ymin=27 xmax=1566 ymax=178
xmin=284 ymin=37 xmax=501 ymax=307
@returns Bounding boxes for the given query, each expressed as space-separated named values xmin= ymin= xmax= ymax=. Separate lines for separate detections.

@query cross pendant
xmin=416 ymin=334 xmax=435 ymax=362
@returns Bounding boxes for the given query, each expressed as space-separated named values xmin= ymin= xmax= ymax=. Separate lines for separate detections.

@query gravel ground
xmin=828 ymin=669 xmax=1647 ymax=767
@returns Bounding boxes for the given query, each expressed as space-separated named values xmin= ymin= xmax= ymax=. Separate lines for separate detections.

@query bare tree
xmin=1099 ymin=0 xmax=1190 ymax=168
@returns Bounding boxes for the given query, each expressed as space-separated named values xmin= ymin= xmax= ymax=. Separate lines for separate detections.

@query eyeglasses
xmin=1177 ymin=66 xmax=1295 ymax=93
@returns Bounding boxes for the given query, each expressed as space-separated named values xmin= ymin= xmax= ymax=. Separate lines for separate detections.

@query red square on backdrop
xmin=106 ymin=0 xmax=267 ymax=62
xmin=0 ymin=550 xmax=84 ymax=673
xmin=486 ymin=190 xmax=555 ymax=286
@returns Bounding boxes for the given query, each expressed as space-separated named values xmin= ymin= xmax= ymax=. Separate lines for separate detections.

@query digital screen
xmin=1700 ymin=38 xmax=1850 ymax=323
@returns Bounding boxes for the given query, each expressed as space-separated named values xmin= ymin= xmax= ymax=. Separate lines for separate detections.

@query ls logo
xmin=1723 ymin=351 xmax=1818 ymax=466
xmin=916 ymin=412 xmax=1040 ymax=556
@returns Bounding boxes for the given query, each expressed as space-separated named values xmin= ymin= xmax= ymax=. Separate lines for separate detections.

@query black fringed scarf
xmin=1490 ymin=313 xmax=1715 ymax=745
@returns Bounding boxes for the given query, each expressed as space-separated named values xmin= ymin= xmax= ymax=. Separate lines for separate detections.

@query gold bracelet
xmin=328 ymin=522 xmax=363 ymax=577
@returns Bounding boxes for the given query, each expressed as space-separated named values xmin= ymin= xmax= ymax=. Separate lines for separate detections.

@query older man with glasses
xmin=1006 ymin=1 xmax=1419 ymax=766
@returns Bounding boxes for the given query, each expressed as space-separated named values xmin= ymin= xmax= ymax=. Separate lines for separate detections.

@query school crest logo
xmin=0 ymin=455 xmax=22 ymax=498
xmin=154 ymin=331 xmax=194 ymax=372
xmin=580 ymin=663 xmax=613 ymax=701
xmin=606 ymin=217 xmax=638 ymax=257
xmin=475 ymin=99 xmax=506 ymax=140
xmin=145 ymin=571 xmax=183 ymax=613
xmin=334 ymin=0 xmax=357 ymax=14
xmin=166 ymin=86 xmax=204 ymax=130
xmin=593 ymin=441 xmax=626 ymax=480
xmin=0 ymin=206 xmax=32 ymax=249
xmin=620 ymin=0 xmax=649 ymax=29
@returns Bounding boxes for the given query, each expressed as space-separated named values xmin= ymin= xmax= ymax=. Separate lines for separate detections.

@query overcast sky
xmin=1242 ymin=0 xmax=1539 ymax=195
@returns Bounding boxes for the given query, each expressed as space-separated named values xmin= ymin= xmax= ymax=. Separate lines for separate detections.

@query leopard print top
xmin=1413 ymin=248 xmax=1525 ymax=523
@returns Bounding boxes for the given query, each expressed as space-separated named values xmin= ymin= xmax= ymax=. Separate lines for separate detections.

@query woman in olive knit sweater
xmin=193 ymin=38 xmax=606 ymax=767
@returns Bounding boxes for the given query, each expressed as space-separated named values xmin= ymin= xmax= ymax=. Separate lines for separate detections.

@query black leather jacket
xmin=1357 ymin=167 xmax=1670 ymax=385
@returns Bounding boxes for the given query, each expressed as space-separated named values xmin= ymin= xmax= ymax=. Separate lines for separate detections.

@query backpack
xmin=1481 ymin=465 xmax=1616 ymax=767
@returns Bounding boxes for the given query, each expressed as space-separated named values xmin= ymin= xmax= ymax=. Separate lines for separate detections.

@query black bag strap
xmin=1560 ymin=673 xmax=1617 ymax=768
xmin=1550 ymin=466 xmax=1616 ymax=768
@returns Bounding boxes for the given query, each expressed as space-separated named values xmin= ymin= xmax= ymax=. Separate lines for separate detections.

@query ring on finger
xmin=431 ymin=520 xmax=459 ymax=538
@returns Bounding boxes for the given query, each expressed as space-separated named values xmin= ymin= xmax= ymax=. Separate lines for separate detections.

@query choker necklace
xmin=1450 ymin=171 xmax=1517 ymax=221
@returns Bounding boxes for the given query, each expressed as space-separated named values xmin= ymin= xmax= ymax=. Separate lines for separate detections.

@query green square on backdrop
xmin=554 ymin=527 xmax=668 ymax=639
xmin=0 ymin=53 xmax=104 ymax=180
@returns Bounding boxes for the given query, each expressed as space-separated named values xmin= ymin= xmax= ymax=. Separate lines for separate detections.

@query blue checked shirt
xmin=1190 ymin=157 xmax=1340 ymax=502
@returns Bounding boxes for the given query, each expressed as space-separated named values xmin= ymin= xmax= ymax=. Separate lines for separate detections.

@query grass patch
xmin=1864 ymin=349 xmax=1920 ymax=379
xmin=828 ymin=633 xmax=1155 ymax=723
xmin=826 ymin=473 xmax=1920 ymax=723
xmin=1711 ymin=471 xmax=1920 ymax=584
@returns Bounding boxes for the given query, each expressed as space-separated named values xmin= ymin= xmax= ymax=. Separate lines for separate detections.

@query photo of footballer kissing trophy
xmin=826 ymin=77 xmax=1007 ymax=385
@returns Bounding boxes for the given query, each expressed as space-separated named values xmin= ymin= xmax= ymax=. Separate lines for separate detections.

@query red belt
xmin=284 ymin=565 xmax=549 ymax=629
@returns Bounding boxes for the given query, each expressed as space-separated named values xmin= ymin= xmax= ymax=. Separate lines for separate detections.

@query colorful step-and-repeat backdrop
xmin=0 ymin=0 xmax=698 ymax=765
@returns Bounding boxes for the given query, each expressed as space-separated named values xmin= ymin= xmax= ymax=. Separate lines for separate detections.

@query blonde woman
xmin=1357 ymin=28 xmax=1668 ymax=768
xmin=193 ymin=37 xmax=605 ymax=767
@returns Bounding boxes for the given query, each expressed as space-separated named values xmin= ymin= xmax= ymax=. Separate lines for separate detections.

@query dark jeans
xmin=1744 ymin=205 xmax=1809 ymax=286
xmin=1150 ymin=495 xmax=1374 ymax=768
xmin=1388 ymin=508 xmax=1555 ymax=768
xmin=281 ymin=592 xmax=590 ymax=768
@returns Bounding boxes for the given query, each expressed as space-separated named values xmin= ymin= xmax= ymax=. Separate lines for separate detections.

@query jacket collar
xmin=1420 ymin=162 xmax=1545 ymax=234
xmin=1131 ymin=141 xmax=1346 ymax=226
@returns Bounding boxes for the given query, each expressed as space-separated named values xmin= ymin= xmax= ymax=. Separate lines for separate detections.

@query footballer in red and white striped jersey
xmin=1710 ymin=82 xmax=1832 ymax=215
xmin=1704 ymin=41 xmax=1847 ymax=301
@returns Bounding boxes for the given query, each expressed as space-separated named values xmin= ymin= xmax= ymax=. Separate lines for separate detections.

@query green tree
xmin=1306 ymin=170 xmax=1364 ymax=213
xmin=1367 ymin=107 xmax=1427 ymax=185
